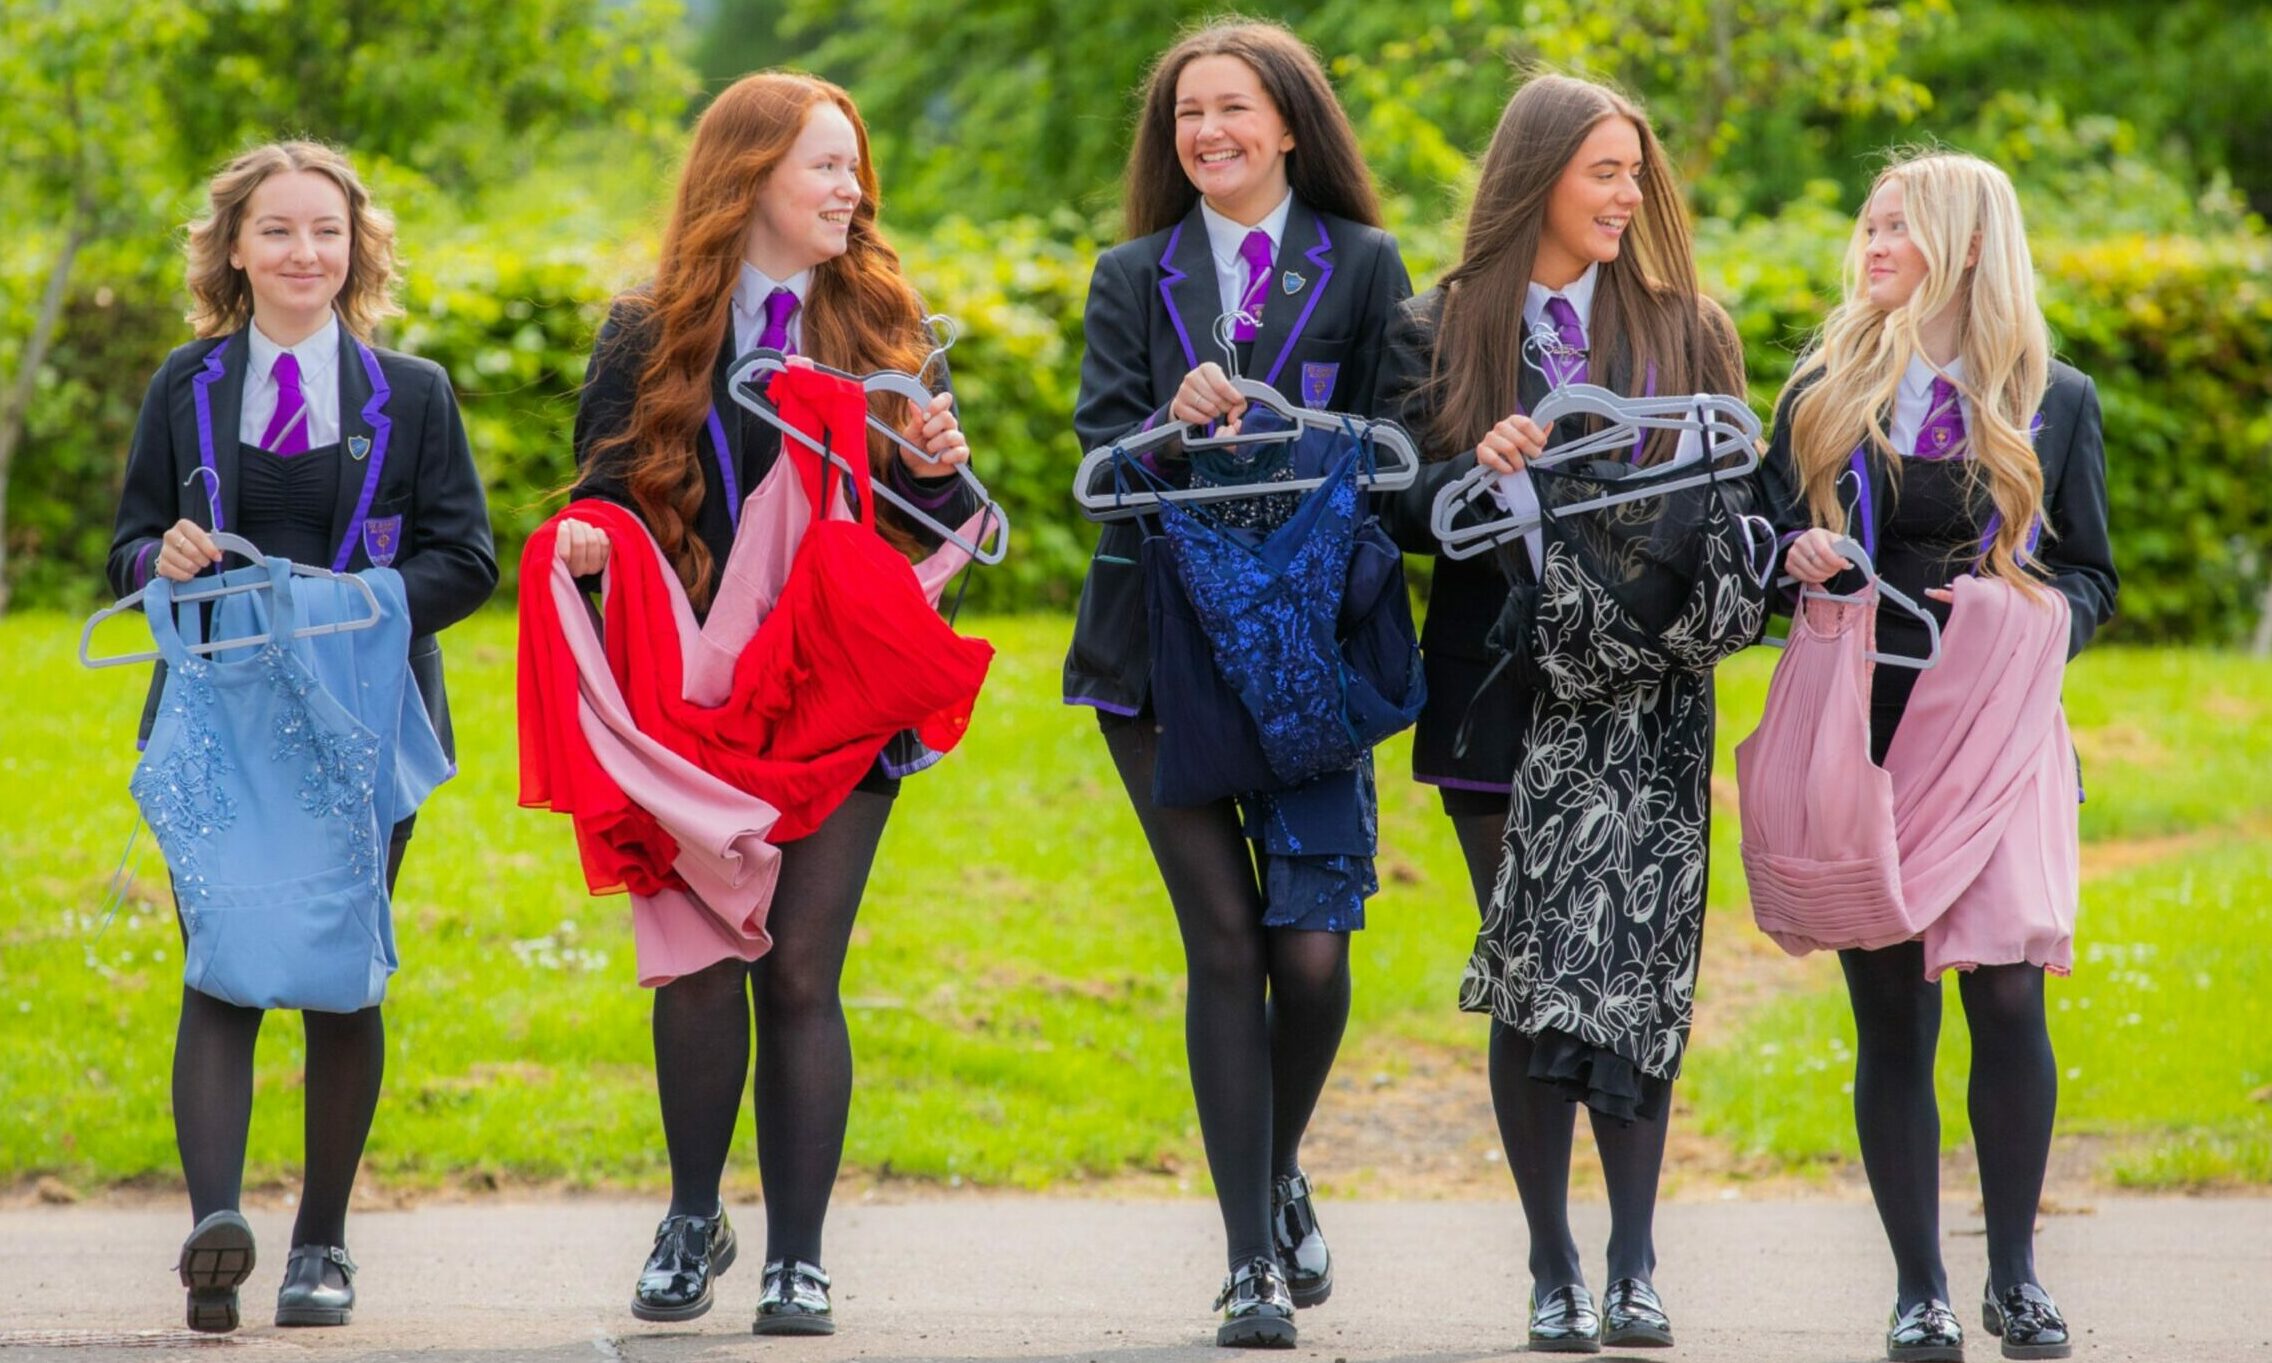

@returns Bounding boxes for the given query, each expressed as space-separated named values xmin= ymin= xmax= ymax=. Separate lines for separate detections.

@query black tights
xmin=1841 ymin=942 xmax=2058 ymax=1310
xmin=651 ymin=789 xmax=891 ymax=1267
xmin=1451 ymin=807 xmax=1668 ymax=1294
xmin=172 ymin=831 xmax=406 ymax=1256
xmin=1105 ymin=720 xmax=1352 ymax=1270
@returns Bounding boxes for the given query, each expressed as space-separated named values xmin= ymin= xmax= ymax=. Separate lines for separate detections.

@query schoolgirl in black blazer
xmin=104 ymin=142 xmax=494 ymax=1337
xmin=1373 ymin=75 xmax=1746 ymax=1352
xmin=1063 ymin=21 xmax=1409 ymax=1349
xmin=552 ymin=72 xmax=976 ymax=1338
xmin=1760 ymin=150 xmax=2113 ymax=1363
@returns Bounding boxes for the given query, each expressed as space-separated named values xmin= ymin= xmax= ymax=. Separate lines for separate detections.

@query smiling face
xmin=1861 ymin=177 xmax=1931 ymax=311
xmin=1534 ymin=116 xmax=1645 ymax=289
xmin=744 ymin=100 xmax=863 ymax=278
xmin=229 ymin=169 xmax=351 ymax=341
xmin=1173 ymin=54 xmax=1296 ymax=224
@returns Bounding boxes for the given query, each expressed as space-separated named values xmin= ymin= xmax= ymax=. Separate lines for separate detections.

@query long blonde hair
xmin=1424 ymin=74 xmax=1742 ymax=466
xmin=185 ymin=141 xmax=401 ymax=340
xmin=1781 ymin=150 xmax=2049 ymax=590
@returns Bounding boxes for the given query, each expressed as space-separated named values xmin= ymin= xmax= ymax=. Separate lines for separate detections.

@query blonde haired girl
xmin=1762 ymin=149 xmax=2116 ymax=1363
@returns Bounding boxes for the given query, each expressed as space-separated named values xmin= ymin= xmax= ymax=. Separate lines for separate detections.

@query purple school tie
xmin=1913 ymin=375 xmax=1965 ymax=459
xmin=758 ymin=287 xmax=799 ymax=355
xmin=1542 ymin=295 xmax=1589 ymax=388
xmin=1232 ymin=230 xmax=1274 ymax=342
xmin=259 ymin=351 xmax=311 ymax=455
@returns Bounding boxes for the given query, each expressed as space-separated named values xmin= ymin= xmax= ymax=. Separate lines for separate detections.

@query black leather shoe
xmin=176 ymin=1210 xmax=256 ymax=1334
xmin=1270 ymin=1171 xmax=1332 ymax=1308
xmin=1983 ymin=1281 xmax=2072 ymax=1360
xmin=274 ymin=1244 xmax=356 ymax=1327
xmin=1213 ymin=1255 xmax=1296 ymax=1348
xmin=1601 ymin=1277 xmax=1674 ymax=1348
xmin=1528 ymin=1283 xmax=1602 ymax=1354
xmin=630 ymin=1206 xmax=737 ymax=1322
xmin=753 ymin=1259 xmax=835 ymax=1335
xmin=1887 ymin=1298 xmax=1964 ymax=1362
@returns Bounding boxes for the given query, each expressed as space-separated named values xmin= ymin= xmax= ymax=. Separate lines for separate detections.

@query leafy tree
xmin=0 ymin=0 xmax=696 ymax=611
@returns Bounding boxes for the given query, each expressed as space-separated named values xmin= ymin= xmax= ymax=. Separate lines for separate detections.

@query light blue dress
xmin=133 ymin=556 xmax=449 ymax=1012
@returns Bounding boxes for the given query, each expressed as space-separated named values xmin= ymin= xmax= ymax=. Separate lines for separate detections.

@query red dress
xmin=520 ymin=363 xmax=994 ymax=905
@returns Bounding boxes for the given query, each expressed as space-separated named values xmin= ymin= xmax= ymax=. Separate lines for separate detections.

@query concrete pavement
xmin=0 ymin=1196 xmax=2265 ymax=1361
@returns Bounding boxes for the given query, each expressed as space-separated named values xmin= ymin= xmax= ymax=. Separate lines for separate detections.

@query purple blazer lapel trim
xmin=1262 ymin=216 xmax=1334 ymax=388
xmin=1158 ymin=223 xmax=1199 ymax=373
xmin=332 ymin=340 xmax=393 ymax=572
xmin=191 ymin=339 xmax=234 ymax=531
xmin=707 ymin=406 xmax=740 ymax=529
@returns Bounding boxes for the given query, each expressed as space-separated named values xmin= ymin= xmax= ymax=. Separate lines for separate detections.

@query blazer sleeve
xmin=2038 ymin=372 xmax=2118 ymax=657
xmin=397 ymin=361 xmax=498 ymax=636
xmin=1374 ymin=295 xmax=1479 ymax=554
xmin=1340 ymin=233 xmax=1414 ymax=424
xmin=571 ymin=304 xmax=645 ymax=510
xmin=108 ymin=355 xmax=184 ymax=597
xmin=1073 ymin=247 xmax=1173 ymax=454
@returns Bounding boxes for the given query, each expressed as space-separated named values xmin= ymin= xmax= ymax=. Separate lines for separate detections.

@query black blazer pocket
xmin=359 ymin=494 xmax=412 ymax=570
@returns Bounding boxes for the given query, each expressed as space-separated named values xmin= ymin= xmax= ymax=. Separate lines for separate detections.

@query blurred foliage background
xmin=4 ymin=0 xmax=2268 ymax=639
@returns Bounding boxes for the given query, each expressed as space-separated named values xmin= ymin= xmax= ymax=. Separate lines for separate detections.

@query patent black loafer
xmin=1887 ymin=1297 xmax=1964 ymax=1362
xmin=1601 ymin=1277 xmax=1673 ymax=1348
xmin=1270 ymin=1170 xmax=1332 ymax=1308
xmin=1213 ymin=1255 xmax=1296 ymax=1348
xmin=630 ymin=1205 xmax=736 ymax=1322
xmin=753 ymin=1259 xmax=834 ymax=1336
xmin=1983 ymin=1281 xmax=2072 ymax=1360
xmin=176 ymin=1210 xmax=256 ymax=1334
xmin=275 ymin=1244 xmax=356 ymax=1327
xmin=1528 ymin=1283 xmax=1602 ymax=1353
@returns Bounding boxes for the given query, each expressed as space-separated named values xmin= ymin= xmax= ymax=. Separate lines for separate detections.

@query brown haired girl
xmin=554 ymin=71 xmax=979 ymax=1336
xmin=1377 ymin=73 xmax=1753 ymax=1352
xmin=106 ymin=140 xmax=496 ymax=1333
xmin=1064 ymin=18 xmax=1411 ymax=1348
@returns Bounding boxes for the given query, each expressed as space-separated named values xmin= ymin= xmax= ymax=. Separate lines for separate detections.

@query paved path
xmin=0 ymin=1197 xmax=2264 ymax=1361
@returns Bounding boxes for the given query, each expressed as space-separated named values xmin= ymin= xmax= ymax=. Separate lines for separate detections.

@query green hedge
xmin=11 ymin=210 xmax=2269 ymax=640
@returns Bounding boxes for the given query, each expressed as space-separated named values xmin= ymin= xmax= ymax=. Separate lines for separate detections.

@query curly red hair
xmin=602 ymin=72 xmax=929 ymax=605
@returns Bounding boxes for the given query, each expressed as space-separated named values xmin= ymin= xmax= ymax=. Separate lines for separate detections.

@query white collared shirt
xmin=1199 ymin=192 xmax=1294 ymax=333
xmin=1888 ymin=354 xmax=1972 ymax=457
xmin=1521 ymin=262 xmax=1601 ymax=347
xmin=241 ymin=314 xmax=342 ymax=449
xmin=731 ymin=263 xmax=812 ymax=356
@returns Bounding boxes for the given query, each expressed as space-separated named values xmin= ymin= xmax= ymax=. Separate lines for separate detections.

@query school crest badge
xmin=362 ymin=515 xmax=403 ymax=567
xmin=1301 ymin=362 xmax=1339 ymax=409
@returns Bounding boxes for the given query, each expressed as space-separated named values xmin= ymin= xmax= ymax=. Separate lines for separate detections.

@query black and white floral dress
xmin=1456 ymin=463 xmax=1766 ymax=1121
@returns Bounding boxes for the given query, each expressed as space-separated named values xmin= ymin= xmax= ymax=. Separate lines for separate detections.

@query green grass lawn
xmin=3 ymin=610 xmax=2266 ymax=1193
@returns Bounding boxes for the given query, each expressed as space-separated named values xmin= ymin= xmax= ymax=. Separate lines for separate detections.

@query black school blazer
xmin=107 ymin=329 xmax=498 ymax=754
xmin=1757 ymin=360 xmax=2118 ymax=658
xmin=571 ymin=297 xmax=979 ymax=614
xmin=1062 ymin=196 xmax=1413 ymax=714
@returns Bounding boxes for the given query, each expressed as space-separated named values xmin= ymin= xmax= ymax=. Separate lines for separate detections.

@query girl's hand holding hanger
xmin=1785 ymin=526 xmax=1855 ymax=585
xmin=1171 ymin=362 xmax=1247 ymax=435
xmin=899 ymin=389 xmax=969 ymax=473
xmin=1476 ymin=412 xmax=1549 ymax=476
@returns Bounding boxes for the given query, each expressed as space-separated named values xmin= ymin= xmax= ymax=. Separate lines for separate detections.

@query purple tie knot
xmin=1233 ymin=230 xmax=1274 ymax=342
xmin=758 ymin=286 xmax=799 ymax=355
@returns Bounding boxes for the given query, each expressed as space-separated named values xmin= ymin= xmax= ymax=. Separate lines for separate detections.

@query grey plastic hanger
xmin=1762 ymin=534 xmax=1943 ymax=669
xmin=80 ymin=530 xmax=384 ymax=669
xmin=1071 ymin=312 xmax=1421 ymax=522
xmin=1431 ymin=385 xmax=1762 ymax=560
xmin=915 ymin=313 xmax=957 ymax=388
xmin=728 ymin=349 xmax=1010 ymax=566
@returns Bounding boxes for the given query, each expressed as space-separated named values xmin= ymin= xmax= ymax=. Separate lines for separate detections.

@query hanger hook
xmin=182 ymin=466 xmax=223 ymax=526
xmin=1212 ymin=311 xmax=1256 ymax=381
xmin=916 ymin=313 xmax=958 ymax=387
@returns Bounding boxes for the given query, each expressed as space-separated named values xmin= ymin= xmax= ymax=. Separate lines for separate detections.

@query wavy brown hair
xmin=1123 ymin=18 xmax=1382 ymax=238
xmin=1423 ymin=73 xmax=1739 ymax=465
xmin=599 ymin=71 xmax=930 ymax=605
xmin=185 ymin=141 xmax=400 ymax=340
